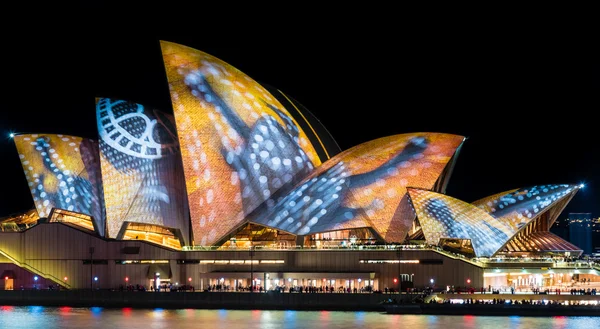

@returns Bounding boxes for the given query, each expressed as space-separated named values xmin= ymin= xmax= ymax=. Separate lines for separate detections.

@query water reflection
xmin=27 ymin=306 xmax=44 ymax=314
xmin=0 ymin=306 xmax=598 ymax=329
xmin=90 ymin=307 xmax=102 ymax=317
xmin=354 ymin=311 xmax=365 ymax=325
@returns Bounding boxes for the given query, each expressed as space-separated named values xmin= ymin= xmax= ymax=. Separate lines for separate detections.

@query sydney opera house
xmin=0 ymin=41 xmax=597 ymax=292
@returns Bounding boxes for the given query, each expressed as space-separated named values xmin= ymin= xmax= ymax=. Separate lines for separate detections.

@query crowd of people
xmin=436 ymin=298 xmax=598 ymax=306
xmin=205 ymin=284 xmax=375 ymax=293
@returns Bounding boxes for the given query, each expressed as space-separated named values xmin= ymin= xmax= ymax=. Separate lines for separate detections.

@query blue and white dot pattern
xmin=15 ymin=134 xmax=105 ymax=235
xmin=476 ymin=184 xmax=579 ymax=230
xmin=250 ymin=136 xmax=431 ymax=236
xmin=408 ymin=188 xmax=514 ymax=257
xmin=183 ymin=72 xmax=315 ymax=216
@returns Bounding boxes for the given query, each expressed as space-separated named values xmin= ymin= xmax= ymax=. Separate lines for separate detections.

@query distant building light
xmin=9 ymin=133 xmax=15 ymax=138
xmin=34 ymin=276 xmax=39 ymax=281
xmin=94 ymin=276 xmax=98 ymax=281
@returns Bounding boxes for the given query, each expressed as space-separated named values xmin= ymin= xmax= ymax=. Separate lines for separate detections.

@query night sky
xmin=0 ymin=32 xmax=597 ymax=218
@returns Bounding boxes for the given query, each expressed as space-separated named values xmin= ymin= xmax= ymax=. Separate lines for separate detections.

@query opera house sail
xmin=96 ymin=98 xmax=190 ymax=245
xmin=247 ymin=133 xmax=465 ymax=243
xmin=14 ymin=134 xmax=106 ymax=236
xmin=160 ymin=41 xmax=340 ymax=246
xmin=408 ymin=184 xmax=583 ymax=257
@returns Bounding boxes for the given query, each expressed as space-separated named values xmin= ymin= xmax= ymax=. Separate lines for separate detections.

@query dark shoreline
xmin=0 ymin=290 xmax=386 ymax=312
xmin=383 ymin=304 xmax=600 ymax=316
xmin=1 ymin=291 xmax=599 ymax=316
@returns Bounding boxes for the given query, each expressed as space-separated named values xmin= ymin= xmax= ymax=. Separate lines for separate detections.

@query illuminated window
xmin=359 ymin=260 xmax=420 ymax=264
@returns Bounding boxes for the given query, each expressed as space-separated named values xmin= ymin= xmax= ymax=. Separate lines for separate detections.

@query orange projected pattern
xmin=250 ymin=133 xmax=464 ymax=242
xmin=407 ymin=188 xmax=515 ymax=257
xmin=471 ymin=189 xmax=518 ymax=213
xmin=97 ymin=98 xmax=190 ymax=243
xmin=472 ymin=185 xmax=579 ymax=231
xmin=14 ymin=134 xmax=105 ymax=235
xmin=161 ymin=41 xmax=323 ymax=245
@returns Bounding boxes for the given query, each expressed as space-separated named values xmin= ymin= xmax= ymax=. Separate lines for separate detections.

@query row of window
xmin=82 ymin=259 xmax=441 ymax=265
xmin=359 ymin=259 xmax=443 ymax=265
xmin=82 ymin=259 xmax=286 ymax=265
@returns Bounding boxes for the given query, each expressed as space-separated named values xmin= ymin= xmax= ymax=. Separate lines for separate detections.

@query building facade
xmin=1 ymin=41 xmax=597 ymax=292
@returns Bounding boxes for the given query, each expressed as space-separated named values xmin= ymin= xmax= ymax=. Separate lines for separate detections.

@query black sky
xmin=0 ymin=29 xmax=597 ymax=218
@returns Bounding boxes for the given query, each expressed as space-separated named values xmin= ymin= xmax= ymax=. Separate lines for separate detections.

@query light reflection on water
xmin=0 ymin=306 xmax=598 ymax=329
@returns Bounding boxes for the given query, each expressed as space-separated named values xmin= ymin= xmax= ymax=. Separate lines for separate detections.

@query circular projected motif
xmin=97 ymin=99 xmax=177 ymax=159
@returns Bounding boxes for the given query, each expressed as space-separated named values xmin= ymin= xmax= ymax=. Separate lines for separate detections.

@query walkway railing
xmin=181 ymin=244 xmax=462 ymax=253
xmin=480 ymin=258 xmax=600 ymax=271
xmin=181 ymin=244 xmax=485 ymax=267
xmin=181 ymin=244 xmax=434 ymax=251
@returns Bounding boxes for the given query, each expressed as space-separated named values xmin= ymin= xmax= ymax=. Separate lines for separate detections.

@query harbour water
xmin=0 ymin=306 xmax=598 ymax=328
